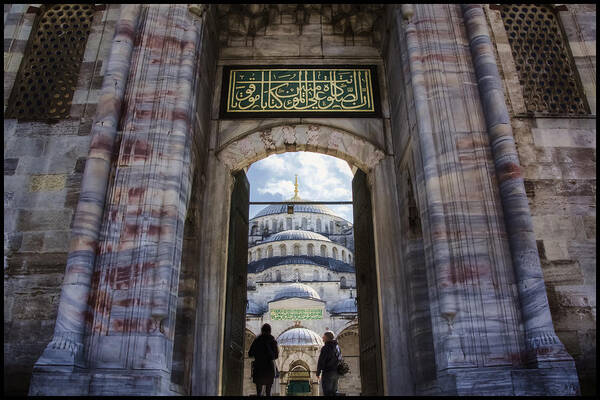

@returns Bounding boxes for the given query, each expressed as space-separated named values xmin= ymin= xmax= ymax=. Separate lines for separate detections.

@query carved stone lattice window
xmin=500 ymin=4 xmax=589 ymax=115
xmin=5 ymin=4 xmax=95 ymax=121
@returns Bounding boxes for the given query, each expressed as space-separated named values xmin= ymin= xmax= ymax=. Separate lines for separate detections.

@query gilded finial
xmin=290 ymin=175 xmax=301 ymax=202
xmin=294 ymin=175 xmax=299 ymax=198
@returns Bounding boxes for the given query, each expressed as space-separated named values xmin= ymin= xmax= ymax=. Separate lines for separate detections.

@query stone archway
xmin=217 ymin=123 xmax=385 ymax=173
xmin=191 ymin=122 xmax=405 ymax=396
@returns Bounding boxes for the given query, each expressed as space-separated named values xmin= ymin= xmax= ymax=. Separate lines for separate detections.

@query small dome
xmin=246 ymin=299 xmax=266 ymax=315
xmin=272 ymin=283 xmax=321 ymax=302
xmin=263 ymin=230 xmax=331 ymax=243
xmin=277 ymin=327 xmax=324 ymax=346
xmin=329 ymin=298 xmax=358 ymax=314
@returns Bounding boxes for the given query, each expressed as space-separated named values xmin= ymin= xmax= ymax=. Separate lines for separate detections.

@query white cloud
xmin=257 ymin=179 xmax=295 ymax=199
xmin=248 ymin=152 xmax=355 ymax=221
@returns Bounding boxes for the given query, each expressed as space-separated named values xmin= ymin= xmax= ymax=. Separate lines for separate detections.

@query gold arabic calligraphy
xmin=227 ymin=68 xmax=375 ymax=112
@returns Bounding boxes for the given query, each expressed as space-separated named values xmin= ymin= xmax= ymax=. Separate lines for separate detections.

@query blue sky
xmin=247 ymin=152 xmax=354 ymax=222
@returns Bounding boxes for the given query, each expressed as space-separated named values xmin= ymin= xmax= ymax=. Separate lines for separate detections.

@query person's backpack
xmin=335 ymin=344 xmax=350 ymax=376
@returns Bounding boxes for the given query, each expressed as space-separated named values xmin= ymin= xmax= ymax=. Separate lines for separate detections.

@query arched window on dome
xmin=330 ymin=221 xmax=334 ymax=234
xmin=272 ymin=219 xmax=277 ymax=232
xmin=276 ymin=270 xmax=281 ymax=282
xmin=332 ymin=247 xmax=338 ymax=260
xmin=286 ymin=218 xmax=292 ymax=230
xmin=313 ymin=270 xmax=319 ymax=281
xmin=342 ymin=250 xmax=346 ymax=262
xmin=267 ymin=245 xmax=273 ymax=257
xmin=294 ymin=244 xmax=300 ymax=256
xmin=301 ymin=217 xmax=307 ymax=230
xmin=340 ymin=276 xmax=347 ymax=288
xmin=251 ymin=225 xmax=259 ymax=235
xmin=307 ymin=243 xmax=314 ymax=256
xmin=327 ymin=273 xmax=332 ymax=281
xmin=257 ymin=248 xmax=262 ymax=260
xmin=280 ymin=244 xmax=287 ymax=256
xmin=348 ymin=254 xmax=352 ymax=264
xmin=279 ymin=219 xmax=284 ymax=231
xmin=316 ymin=218 xmax=322 ymax=232
xmin=325 ymin=224 xmax=329 ymax=234
xmin=294 ymin=269 xmax=301 ymax=282
xmin=320 ymin=245 xmax=327 ymax=257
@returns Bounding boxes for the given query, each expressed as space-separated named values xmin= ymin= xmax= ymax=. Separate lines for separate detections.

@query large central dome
xmin=262 ymin=229 xmax=331 ymax=243
xmin=253 ymin=199 xmax=338 ymax=219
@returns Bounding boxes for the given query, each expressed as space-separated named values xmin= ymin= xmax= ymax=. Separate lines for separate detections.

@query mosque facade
xmin=243 ymin=182 xmax=360 ymax=395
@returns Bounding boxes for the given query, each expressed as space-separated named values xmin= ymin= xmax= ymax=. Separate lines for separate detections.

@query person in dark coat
xmin=248 ymin=323 xmax=279 ymax=396
xmin=316 ymin=330 xmax=341 ymax=396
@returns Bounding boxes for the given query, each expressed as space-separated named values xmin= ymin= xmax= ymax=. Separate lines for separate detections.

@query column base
xmin=29 ymin=369 xmax=180 ymax=396
xmin=416 ymin=364 xmax=580 ymax=396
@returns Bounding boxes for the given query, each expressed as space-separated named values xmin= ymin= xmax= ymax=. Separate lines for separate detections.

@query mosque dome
xmin=263 ymin=230 xmax=331 ymax=243
xmin=329 ymin=298 xmax=358 ymax=314
xmin=253 ymin=201 xmax=338 ymax=219
xmin=246 ymin=299 xmax=266 ymax=315
xmin=272 ymin=283 xmax=321 ymax=302
xmin=277 ymin=327 xmax=324 ymax=346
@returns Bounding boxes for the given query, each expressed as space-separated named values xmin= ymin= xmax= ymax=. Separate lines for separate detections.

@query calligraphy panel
xmin=270 ymin=308 xmax=323 ymax=320
xmin=220 ymin=65 xmax=380 ymax=118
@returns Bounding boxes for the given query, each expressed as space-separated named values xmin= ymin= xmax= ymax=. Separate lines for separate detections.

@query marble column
xmin=32 ymin=4 xmax=142 ymax=371
xmin=398 ymin=6 xmax=460 ymax=370
xmin=82 ymin=4 xmax=203 ymax=384
xmin=461 ymin=4 xmax=573 ymax=367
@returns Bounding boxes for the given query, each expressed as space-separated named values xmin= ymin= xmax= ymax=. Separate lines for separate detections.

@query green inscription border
xmin=220 ymin=65 xmax=381 ymax=119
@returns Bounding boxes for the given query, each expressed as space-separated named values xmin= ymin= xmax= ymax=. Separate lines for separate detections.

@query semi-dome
xmin=272 ymin=283 xmax=321 ymax=302
xmin=246 ymin=299 xmax=266 ymax=315
xmin=277 ymin=327 xmax=324 ymax=346
xmin=263 ymin=230 xmax=331 ymax=243
xmin=329 ymin=298 xmax=358 ymax=314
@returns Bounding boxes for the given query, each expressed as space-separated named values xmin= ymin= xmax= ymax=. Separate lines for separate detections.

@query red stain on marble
xmin=498 ymin=162 xmax=521 ymax=182
xmin=128 ymin=187 xmax=146 ymax=202
xmin=134 ymin=141 xmax=151 ymax=161
xmin=90 ymin=133 xmax=114 ymax=153
xmin=125 ymin=222 xmax=140 ymax=237
xmin=148 ymin=224 xmax=161 ymax=236
xmin=172 ymin=108 xmax=189 ymax=123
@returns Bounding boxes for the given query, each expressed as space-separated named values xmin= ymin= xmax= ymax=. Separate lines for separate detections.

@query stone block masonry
xmin=3 ymin=4 xmax=121 ymax=396
xmin=485 ymin=3 xmax=596 ymax=394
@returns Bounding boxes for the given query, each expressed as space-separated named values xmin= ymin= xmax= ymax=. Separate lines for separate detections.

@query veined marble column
xmin=33 ymin=4 xmax=142 ymax=370
xmin=83 ymin=4 xmax=203 ymax=380
xmin=398 ymin=5 xmax=461 ymax=370
xmin=461 ymin=4 xmax=572 ymax=366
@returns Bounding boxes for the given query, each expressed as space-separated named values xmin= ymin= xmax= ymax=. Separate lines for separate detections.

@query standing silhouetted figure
xmin=317 ymin=330 xmax=341 ymax=396
xmin=248 ymin=323 xmax=279 ymax=396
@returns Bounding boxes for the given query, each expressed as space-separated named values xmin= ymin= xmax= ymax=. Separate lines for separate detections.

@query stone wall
xmin=486 ymin=4 xmax=596 ymax=395
xmin=3 ymin=4 xmax=119 ymax=396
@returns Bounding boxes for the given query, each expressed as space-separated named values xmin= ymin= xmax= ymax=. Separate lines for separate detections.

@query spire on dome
xmin=291 ymin=174 xmax=301 ymax=201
